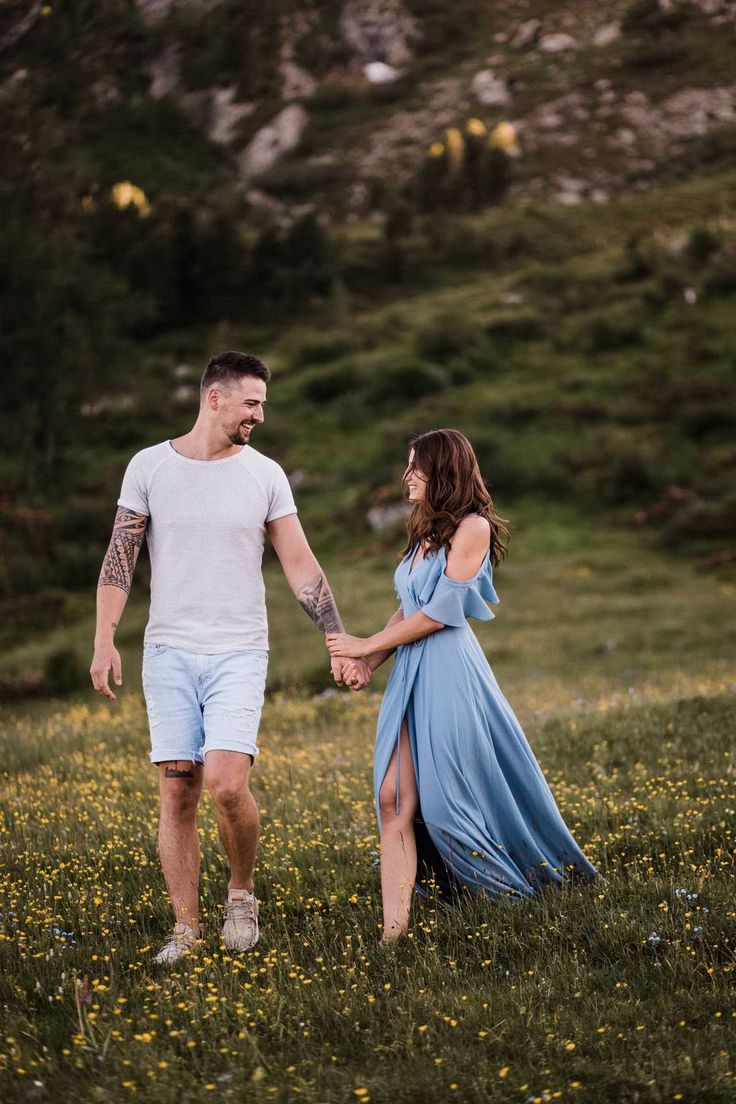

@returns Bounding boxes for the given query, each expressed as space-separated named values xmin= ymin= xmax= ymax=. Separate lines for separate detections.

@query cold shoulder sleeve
xmin=418 ymin=549 xmax=500 ymax=627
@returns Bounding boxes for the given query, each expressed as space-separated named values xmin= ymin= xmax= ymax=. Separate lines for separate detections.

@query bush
xmin=301 ymin=363 xmax=360 ymax=404
xmin=415 ymin=316 xmax=468 ymax=362
xmin=622 ymin=0 xmax=692 ymax=36
xmin=704 ymin=257 xmax=736 ymax=296
xmin=290 ymin=335 xmax=359 ymax=370
xmin=685 ymin=227 xmax=720 ymax=267
xmin=367 ymin=360 xmax=449 ymax=404
xmin=483 ymin=312 xmax=545 ymax=343
xmin=44 ymin=648 xmax=86 ymax=697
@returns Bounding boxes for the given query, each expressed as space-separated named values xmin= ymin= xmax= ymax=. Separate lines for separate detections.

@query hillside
xmin=0 ymin=0 xmax=735 ymax=694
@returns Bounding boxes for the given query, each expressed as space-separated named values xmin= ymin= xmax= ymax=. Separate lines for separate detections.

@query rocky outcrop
xmin=340 ymin=0 xmax=420 ymax=66
xmin=619 ymin=85 xmax=736 ymax=151
xmin=237 ymin=103 xmax=309 ymax=180
xmin=182 ymin=86 xmax=255 ymax=146
xmin=148 ymin=44 xmax=180 ymax=99
xmin=0 ymin=1 xmax=42 ymax=56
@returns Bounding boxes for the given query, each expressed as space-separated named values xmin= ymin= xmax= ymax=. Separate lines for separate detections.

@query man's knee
xmin=206 ymin=770 xmax=251 ymax=812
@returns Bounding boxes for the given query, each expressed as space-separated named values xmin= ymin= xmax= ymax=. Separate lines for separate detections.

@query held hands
xmin=329 ymin=654 xmax=372 ymax=691
xmin=326 ymin=633 xmax=371 ymax=659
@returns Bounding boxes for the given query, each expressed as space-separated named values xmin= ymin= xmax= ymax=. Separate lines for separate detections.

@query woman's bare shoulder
xmin=453 ymin=515 xmax=491 ymax=548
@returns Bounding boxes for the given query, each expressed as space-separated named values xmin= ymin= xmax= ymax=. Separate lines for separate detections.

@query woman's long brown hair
xmin=401 ymin=429 xmax=510 ymax=568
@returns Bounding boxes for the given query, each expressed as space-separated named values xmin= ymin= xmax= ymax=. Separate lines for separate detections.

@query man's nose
xmin=254 ymin=407 xmax=265 ymax=423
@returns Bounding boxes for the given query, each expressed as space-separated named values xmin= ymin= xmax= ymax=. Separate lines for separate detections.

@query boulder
xmin=364 ymin=60 xmax=401 ymax=84
xmin=237 ymin=104 xmax=309 ymax=180
xmin=539 ymin=33 xmax=579 ymax=53
xmin=593 ymin=21 xmax=621 ymax=47
xmin=511 ymin=18 xmax=542 ymax=48
xmin=148 ymin=44 xmax=180 ymax=99
xmin=471 ymin=69 xmax=511 ymax=106
xmin=340 ymin=0 xmax=420 ymax=66
xmin=367 ymin=503 xmax=410 ymax=532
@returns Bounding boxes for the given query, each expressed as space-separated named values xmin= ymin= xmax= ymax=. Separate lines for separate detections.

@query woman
xmin=327 ymin=429 xmax=600 ymax=944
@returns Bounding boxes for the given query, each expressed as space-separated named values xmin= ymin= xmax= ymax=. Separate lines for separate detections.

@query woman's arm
xmin=326 ymin=608 xmax=444 ymax=659
xmin=364 ymin=608 xmax=405 ymax=671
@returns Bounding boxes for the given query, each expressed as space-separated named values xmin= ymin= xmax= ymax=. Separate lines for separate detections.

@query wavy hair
xmin=401 ymin=429 xmax=510 ymax=568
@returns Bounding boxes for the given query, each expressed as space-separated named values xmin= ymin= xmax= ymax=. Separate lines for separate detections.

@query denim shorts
xmin=141 ymin=643 xmax=268 ymax=766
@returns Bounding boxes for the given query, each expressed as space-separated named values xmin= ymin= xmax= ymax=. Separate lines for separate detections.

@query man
xmin=90 ymin=351 xmax=371 ymax=964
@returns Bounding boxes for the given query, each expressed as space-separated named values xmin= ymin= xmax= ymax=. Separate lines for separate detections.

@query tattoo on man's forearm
xmin=298 ymin=573 xmax=344 ymax=634
xmin=98 ymin=507 xmax=148 ymax=593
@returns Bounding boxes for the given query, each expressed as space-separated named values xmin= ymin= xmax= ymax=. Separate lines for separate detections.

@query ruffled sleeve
xmin=418 ymin=548 xmax=500 ymax=628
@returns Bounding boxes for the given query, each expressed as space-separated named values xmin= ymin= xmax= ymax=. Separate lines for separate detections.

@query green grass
xmin=1 ymin=505 xmax=735 ymax=1101
xmin=0 ymin=674 xmax=734 ymax=1101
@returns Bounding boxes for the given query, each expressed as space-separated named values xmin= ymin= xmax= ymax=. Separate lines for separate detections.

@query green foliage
xmin=368 ymin=359 xmax=449 ymax=404
xmin=415 ymin=131 xmax=512 ymax=213
xmin=1 ymin=679 xmax=735 ymax=1098
xmin=43 ymin=647 xmax=86 ymax=696
xmin=622 ymin=0 xmax=693 ymax=36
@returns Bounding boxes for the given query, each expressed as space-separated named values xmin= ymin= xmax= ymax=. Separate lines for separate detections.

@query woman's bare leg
xmin=378 ymin=718 xmax=418 ymax=942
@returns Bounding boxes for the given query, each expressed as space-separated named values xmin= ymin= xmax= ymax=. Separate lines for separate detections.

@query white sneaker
xmin=152 ymin=922 xmax=198 ymax=965
xmin=222 ymin=890 xmax=259 ymax=952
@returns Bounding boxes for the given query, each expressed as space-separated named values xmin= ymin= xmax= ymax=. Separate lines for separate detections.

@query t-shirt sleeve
xmin=266 ymin=465 xmax=298 ymax=522
xmin=117 ymin=453 xmax=150 ymax=516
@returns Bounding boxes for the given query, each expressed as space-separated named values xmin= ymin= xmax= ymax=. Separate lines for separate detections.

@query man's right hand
xmin=90 ymin=642 xmax=123 ymax=701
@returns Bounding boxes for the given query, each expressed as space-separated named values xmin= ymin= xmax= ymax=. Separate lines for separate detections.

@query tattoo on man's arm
xmin=97 ymin=507 xmax=148 ymax=593
xmin=298 ymin=573 xmax=344 ymax=634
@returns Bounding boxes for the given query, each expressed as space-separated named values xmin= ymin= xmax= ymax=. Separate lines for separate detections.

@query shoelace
xmin=226 ymin=897 xmax=257 ymax=924
xmin=159 ymin=926 xmax=196 ymax=954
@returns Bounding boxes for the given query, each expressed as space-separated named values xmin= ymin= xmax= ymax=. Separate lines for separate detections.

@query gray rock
xmin=539 ymin=33 xmax=579 ymax=53
xmin=148 ymin=45 xmax=181 ymax=100
xmin=511 ymin=18 xmax=542 ymax=48
xmin=471 ymin=69 xmax=510 ymax=106
xmin=340 ymin=0 xmax=420 ymax=66
xmin=367 ymin=503 xmax=410 ymax=532
xmin=237 ymin=103 xmax=309 ymax=180
xmin=593 ymin=21 xmax=621 ymax=47
xmin=620 ymin=84 xmax=736 ymax=151
xmin=279 ymin=13 xmax=318 ymax=100
xmin=135 ymin=0 xmax=174 ymax=25
xmin=364 ymin=60 xmax=401 ymax=84
xmin=135 ymin=0 xmax=227 ymax=25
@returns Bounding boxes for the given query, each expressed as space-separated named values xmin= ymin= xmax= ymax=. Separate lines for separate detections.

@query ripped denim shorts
xmin=141 ymin=643 xmax=268 ymax=766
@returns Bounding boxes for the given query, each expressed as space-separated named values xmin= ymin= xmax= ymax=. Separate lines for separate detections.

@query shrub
xmin=368 ymin=361 xmax=449 ymax=404
xmin=415 ymin=316 xmax=467 ymax=362
xmin=44 ymin=648 xmax=86 ymax=697
xmin=622 ymin=0 xmax=692 ymax=35
xmin=685 ymin=227 xmax=720 ymax=267
xmin=290 ymin=335 xmax=358 ymax=370
xmin=301 ymin=362 xmax=360 ymax=404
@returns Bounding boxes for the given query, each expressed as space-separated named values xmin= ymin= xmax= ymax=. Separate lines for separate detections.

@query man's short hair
xmin=200 ymin=351 xmax=271 ymax=396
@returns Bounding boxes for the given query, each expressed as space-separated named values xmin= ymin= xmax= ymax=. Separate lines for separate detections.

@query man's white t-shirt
xmin=117 ymin=440 xmax=297 ymax=653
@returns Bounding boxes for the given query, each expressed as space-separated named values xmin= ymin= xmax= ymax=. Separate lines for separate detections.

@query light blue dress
xmin=373 ymin=544 xmax=600 ymax=900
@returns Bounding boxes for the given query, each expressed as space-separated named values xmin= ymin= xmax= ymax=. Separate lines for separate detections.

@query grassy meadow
xmin=1 ymin=506 xmax=734 ymax=1103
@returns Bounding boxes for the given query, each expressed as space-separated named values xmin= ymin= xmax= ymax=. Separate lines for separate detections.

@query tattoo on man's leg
xmin=165 ymin=765 xmax=195 ymax=778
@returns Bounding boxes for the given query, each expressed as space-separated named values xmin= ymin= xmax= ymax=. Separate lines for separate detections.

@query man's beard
xmin=227 ymin=423 xmax=253 ymax=445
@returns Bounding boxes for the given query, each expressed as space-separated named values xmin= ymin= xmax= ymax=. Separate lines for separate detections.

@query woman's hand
xmin=326 ymin=632 xmax=371 ymax=658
